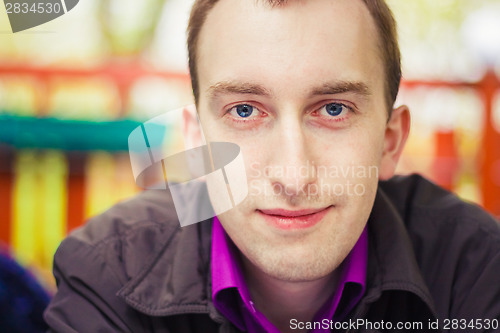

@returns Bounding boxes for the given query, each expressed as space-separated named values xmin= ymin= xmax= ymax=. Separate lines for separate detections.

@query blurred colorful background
xmin=0 ymin=0 xmax=499 ymax=293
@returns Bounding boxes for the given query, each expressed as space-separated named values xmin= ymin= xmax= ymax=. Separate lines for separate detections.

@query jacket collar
xmin=116 ymin=182 xmax=223 ymax=322
xmin=363 ymin=187 xmax=438 ymax=318
xmin=117 ymin=184 xmax=437 ymax=320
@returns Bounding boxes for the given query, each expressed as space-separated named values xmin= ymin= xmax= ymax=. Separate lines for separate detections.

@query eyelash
xmin=223 ymin=101 xmax=355 ymax=124
xmin=312 ymin=102 xmax=354 ymax=122
xmin=224 ymin=103 xmax=267 ymax=124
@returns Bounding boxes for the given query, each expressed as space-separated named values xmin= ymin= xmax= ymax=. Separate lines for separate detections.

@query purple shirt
xmin=211 ymin=216 xmax=367 ymax=333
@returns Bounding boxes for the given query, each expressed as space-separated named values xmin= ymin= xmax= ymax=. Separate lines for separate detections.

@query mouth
xmin=257 ymin=206 xmax=332 ymax=230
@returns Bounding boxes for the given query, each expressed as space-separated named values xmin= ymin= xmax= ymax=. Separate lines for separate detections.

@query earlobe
xmin=379 ymin=105 xmax=411 ymax=180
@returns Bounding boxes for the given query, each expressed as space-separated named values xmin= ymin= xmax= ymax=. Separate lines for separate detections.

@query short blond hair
xmin=187 ymin=0 xmax=401 ymax=113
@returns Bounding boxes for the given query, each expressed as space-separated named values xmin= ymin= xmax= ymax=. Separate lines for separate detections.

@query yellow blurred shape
xmin=85 ymin=151 xmax=139 ymax=219
xmin=49 ymin=78 xmax=120 ymax=120
xmin=12 ymin=150 xmax=67 ymax=270
xmin=0 ymin=78 xmax=39 ymax=116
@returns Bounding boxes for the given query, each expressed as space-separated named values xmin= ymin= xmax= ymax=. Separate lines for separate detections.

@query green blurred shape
xmin=0 ymin=114 xmax=166 ymax=151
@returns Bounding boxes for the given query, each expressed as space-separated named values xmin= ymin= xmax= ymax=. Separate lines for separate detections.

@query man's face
xmin=196 ymin=0 xmax=393 ymax=282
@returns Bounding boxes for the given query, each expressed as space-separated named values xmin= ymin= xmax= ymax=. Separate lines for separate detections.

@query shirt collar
xmin=211 ymin=216 xmax=249 ymax=330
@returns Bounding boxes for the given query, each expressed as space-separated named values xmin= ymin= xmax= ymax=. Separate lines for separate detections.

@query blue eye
xmin=325 ymin=103 xmax=345 ymax=116
xmin=235 ymin=104 xmax=254 ymax=118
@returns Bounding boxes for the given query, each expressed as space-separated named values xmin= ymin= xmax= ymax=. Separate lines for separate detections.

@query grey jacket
xmin=44 ymin=175 xmax=500 ymax=332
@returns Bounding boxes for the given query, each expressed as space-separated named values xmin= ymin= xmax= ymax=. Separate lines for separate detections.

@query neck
xmin=241 ymin=258 xmax=340 ymax=333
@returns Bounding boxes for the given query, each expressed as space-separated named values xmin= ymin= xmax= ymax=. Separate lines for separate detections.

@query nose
xmin=266 ymin=115 xmax=317 ymax=197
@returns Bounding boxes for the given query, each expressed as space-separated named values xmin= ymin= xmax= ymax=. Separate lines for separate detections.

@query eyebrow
xmin=311 ymin=81 xmax=371 ymax=97
xmin=206 ymin=79 xmax=371 ymax=100
xmin=207 ymin=81 xmax=272 ymax=99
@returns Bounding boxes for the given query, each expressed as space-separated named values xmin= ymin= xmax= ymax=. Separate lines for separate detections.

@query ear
xmin=182 ymin=104 xmax=205 ymax=149
xmin=379 ymin=105 xmax=411 ymax=180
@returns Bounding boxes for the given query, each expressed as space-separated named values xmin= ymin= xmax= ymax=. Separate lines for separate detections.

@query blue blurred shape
xmin=0 ymin=247 xmax=51 ymax=333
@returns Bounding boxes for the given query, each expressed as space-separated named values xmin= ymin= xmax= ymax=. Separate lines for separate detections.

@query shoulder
xmin=380 ymin=174 xmax=500 ymax=319
xmin=46 ymin=186 xmax=214 ymax=332
xmin=55 ymin=189 xmax=182 ymax=286
xmin=379 ymin=174 xmax=499 ymax=243
xmin=70 ymin=189 xmax=180 ymax=247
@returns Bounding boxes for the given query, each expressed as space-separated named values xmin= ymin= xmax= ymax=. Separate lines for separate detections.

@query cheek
xmin=318 ymin=126 xmax=385 ymax=166
xmin=354 ymin=120 xmax=386 ymax=162
xmin=310 ymin=127 xmax=384 ymax=201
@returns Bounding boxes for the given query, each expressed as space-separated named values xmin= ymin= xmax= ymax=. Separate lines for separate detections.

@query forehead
xmin=197 ymin=0 xmax=384 ymax=104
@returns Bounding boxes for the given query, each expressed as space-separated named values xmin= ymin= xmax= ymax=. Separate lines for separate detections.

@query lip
xmin=258 ymin=207 xmax=331 ymax=230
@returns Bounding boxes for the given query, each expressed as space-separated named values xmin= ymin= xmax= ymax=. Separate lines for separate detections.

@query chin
xmin=222 ymin=201 xmax=367 ymax=282
xmin=243 ymin=238 xmax=349 ymax=282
